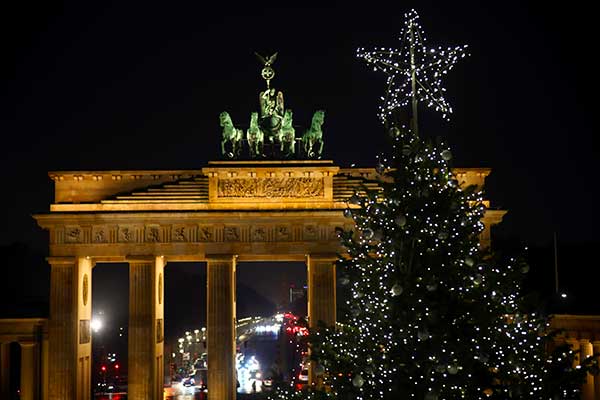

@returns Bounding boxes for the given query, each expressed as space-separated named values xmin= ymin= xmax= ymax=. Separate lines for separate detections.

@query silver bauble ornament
xmin=441 ymin=149 xmax=452 ymax=161
xmin=464 ymin=257 xmax=475 ymax=267
xmin=395 ymin=214 xmax=407 ymax=227
xmin=435 ymin=364 xmax=446 ymax=373
xmin=343 ymin=208 xmax=352 ymax=218
xmin=362 ymin=228 xmax=374 ymax=240
xmin=402 ymin=144 xmax=411 ymax=156
xmin=339 ymin=276 xmax=350 ymax=286
xmin=352 ymin=374 xmax=364 ymax=388
xmin=417 ymin=330 xmax=429 ymax=340
xmin=447 ymin=364 xmax=459 ymax=375
xmin=520 ymin=264 xmax=530 ymax=274
xmin=391 ymin=283 xmax=403 ymax=296
xmin=426 ymin=283 xmax=438 ymax=292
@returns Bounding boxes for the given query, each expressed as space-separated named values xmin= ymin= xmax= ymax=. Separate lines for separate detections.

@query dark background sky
xmin=1 ymin=1 xmax=598 ymax=322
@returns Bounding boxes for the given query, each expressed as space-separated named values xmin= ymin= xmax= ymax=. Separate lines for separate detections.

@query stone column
xmin=42 ymin=335 xmax=49 ymax=400
xmin=1 ymin=342 xmax=10 ymax=400
xmin=566 ymin=334 xmax=580 ymax=367
xmin=579 ymin=338 xmax=594 ymax=400
xmin=592 ymin=341 xmax=600 ymax=398
xmin=307 ymin=254 xmax=337 ymax=328
xmin=307 ymin=254 xmax=337 ymax=387
xmin=19 ymin=341 xmax=39 ymax=400
xmin=127 ymin=256 xmax=165 ymax=400
xmin=206 ymin=255 xmax=236 ymax=400
xmin=47 ymin=256 xmax=92 ymax=400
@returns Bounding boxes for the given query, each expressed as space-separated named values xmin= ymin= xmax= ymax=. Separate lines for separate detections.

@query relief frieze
xmin=198 ymin=226 xmax=214 ymax=242
xmin=303 ymin=224 xmax=318 ymax=240
xmin=224 ymin=226 xmax=240 ymax=242
xmin=217 ymin=177 xmax=324 ymax=198
xmin=118 ymin=226 xmax=135 ymax=243
xmin=92 ymin=226 xmax=107 ymax=243
xmin=276 ymin=225 xmax=291 ymax=241
xmin=65 ymin=226 xmax=83 ymax=243
xmin=53 ymin=222 xmax=334 ymax=245
xmin=146 ymin=226 xmax=161 ymax=242
xmin=172 ymin=225 xmax=187 ymax=242
xmin=251 ymin=226 xmax=267 ymax=241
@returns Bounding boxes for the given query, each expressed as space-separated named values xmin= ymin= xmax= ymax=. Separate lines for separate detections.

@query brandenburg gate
xmin=33 ymin=160 xmax=502 ymax=400
xmin=31 ymin=54 xmax=504 ymax=400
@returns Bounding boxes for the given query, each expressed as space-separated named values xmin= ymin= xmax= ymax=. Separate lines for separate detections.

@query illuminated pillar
xmin=593 ymin=341 xmax=600 ymax=398
xmin=307 ymin=254 xmax=337 ymax=387
xmin=565 ymin=334 xmax=580 ymax=368
xmin=0 ymin=342 xmax=10 ymax=400
xmin=47 ymin=256 xmax=92 ymax=400
xmin=481 ymin=210 xmax=505 ymax=250
xmin=128 ymin=256 xmax=165 ymax=400
xmin=42 ymin=335 xmax=49 ymax=400
xmin=206 ymin=255 xmax=236 ymax=400
xmin=19 ymin=341 xmax=39 ymax=400
xmin=579 ymin=338 xmax=594 ymax=400
xmin=307 ymin=254 xmax=337 ymax=328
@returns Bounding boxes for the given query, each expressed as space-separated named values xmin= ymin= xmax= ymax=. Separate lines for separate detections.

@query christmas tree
xmin=269 ymin=9 xmax=594 ymax=400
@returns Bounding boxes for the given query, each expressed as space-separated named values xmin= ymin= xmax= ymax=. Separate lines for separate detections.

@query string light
xmin=357 ymin=9 xmax=468 ymax=126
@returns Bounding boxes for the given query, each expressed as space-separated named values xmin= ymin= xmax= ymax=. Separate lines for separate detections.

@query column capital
xmin=126 ymin=255 xmax=160 ymax=263
xmin=306 ymin=253 xmax=338 ymax=263
xmin=18 ymin=340 xmax=37 ymax=348
xmin=205 ymin=254 xmax=238 ymax=262
xmin=46 ymin=256 xmax=76 ymax=265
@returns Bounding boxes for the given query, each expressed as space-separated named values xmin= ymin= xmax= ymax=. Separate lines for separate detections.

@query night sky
xmin=1 ymin=1 xmax=598 ymax=321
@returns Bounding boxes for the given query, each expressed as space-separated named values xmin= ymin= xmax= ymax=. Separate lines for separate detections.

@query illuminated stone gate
xmin=33 ymin=161 xmax=502 ymax=400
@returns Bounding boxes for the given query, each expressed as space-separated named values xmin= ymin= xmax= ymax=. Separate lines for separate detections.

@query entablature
xmin=46 ymin=160 xmax=492 ymax=213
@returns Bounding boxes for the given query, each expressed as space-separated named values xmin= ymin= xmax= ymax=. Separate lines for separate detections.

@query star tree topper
xmin=357 ymin=10 xmax=468 ymax=131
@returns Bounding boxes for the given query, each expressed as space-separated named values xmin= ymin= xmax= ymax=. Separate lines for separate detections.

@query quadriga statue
xmin=301 ymin=110 xmax=325 ymax=158
xmin=246 ymin=112 xmax=264 ymax=158
xmin=219 ymin=111 xmax=243 ymax=158
xmin=276 ymin=109 xmax=295 ymax=158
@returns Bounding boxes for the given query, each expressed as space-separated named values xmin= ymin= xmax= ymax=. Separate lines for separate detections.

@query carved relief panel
xmin=217 ymin=177 xmax=324 ymax=198
xmin=118 ymin=225 xmax=138 ymax=243
xmin=92 ymin=226 xmax=108 ymax=243
xmin=65 ymin=226 xmax=83 ymax=243
xmin=145 ymin=225 xmax=161 ymax=243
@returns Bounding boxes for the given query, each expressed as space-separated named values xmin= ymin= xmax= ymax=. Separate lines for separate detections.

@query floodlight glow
xmin=91 ymin=318 xmax=103 ymax=333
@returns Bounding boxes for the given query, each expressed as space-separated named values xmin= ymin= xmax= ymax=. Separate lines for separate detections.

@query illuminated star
xmin=357 ymin=9 xmax=469 ymax=123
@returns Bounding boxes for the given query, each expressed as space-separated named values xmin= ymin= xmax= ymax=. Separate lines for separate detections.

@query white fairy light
xmin=357 ymin=9 xmax=469 ymax=129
